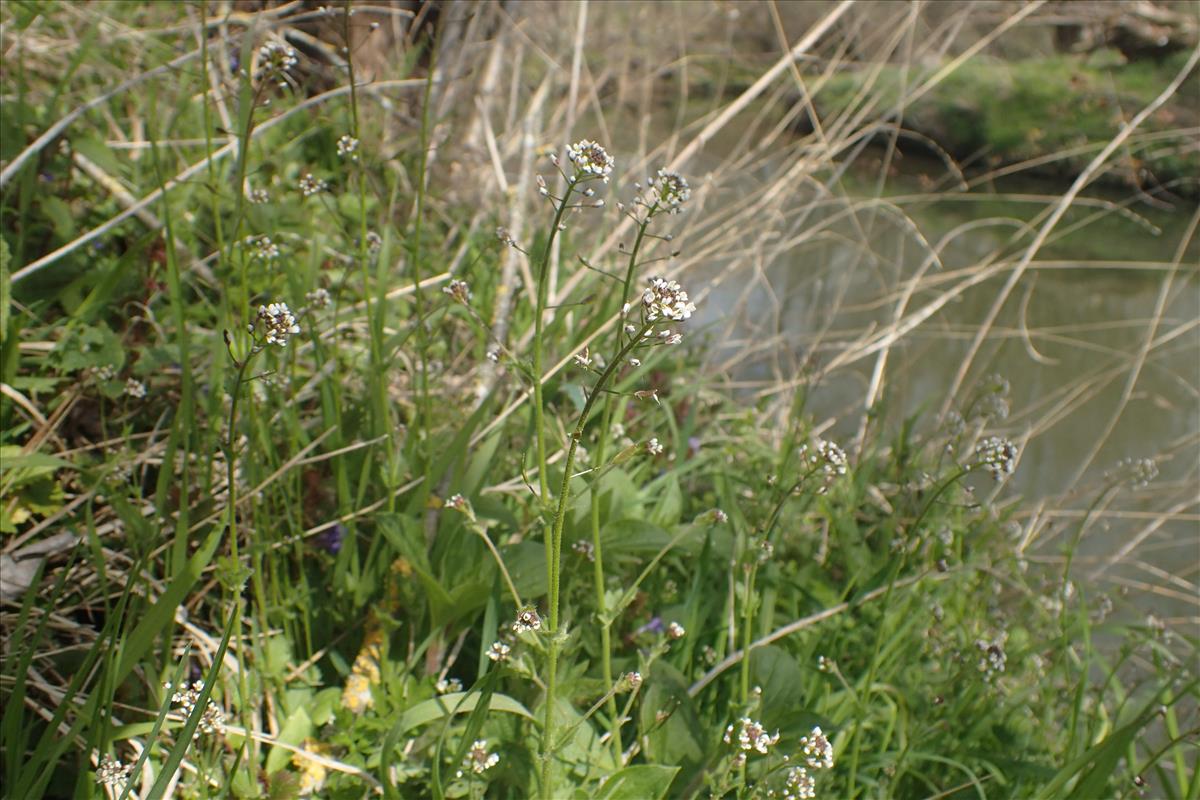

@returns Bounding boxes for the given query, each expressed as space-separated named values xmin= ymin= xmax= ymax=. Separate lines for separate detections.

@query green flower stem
xmin=587 ymin=212 xmax=654 ymax=762
xmin=532 ymin=183 xmax=577 ymax=503
xmin=541 ymin=321 xmax=654 ymax=800
xmin=738 ymin=562 xmax=758 ymax=706
xmin=223 ymin=348 xmax=256 ymax=765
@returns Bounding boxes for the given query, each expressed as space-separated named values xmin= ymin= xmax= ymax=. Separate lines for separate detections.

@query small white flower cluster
xmin=298 ymin=173 xmax=327 ymax=197
xmin=124 ymin=378 xmax=146 ymax=399
xmin=257 ymin=302 xmax=300 ymax=347
xmin=464 ymin=739 xmax=499 ymax=774
xmin=306 ymin=287 xmax=331 ymax=309
xmin=652 ymin=168 xmax=691 ymax=213
xmin=495 ymin=227 xmax=518 ymax=248
xmin=336 ymin=134 xmax=359 ymax=160
xmin=435 ymin=677 xmax=462 ymax=694
xmin=96 ymin=754 xmax=134 ymax=788
xmin=667 ymin=621 xmax=686 ymax=640
xmin=975 ymin=436 xmax=1018 ymax=481
xmin=619 ymin=671 xmax=643 ymax=692
xmin=800 ymin=726 xmax=834 ymax=770
xmin=975 ymin=373 xmax=1011 ymax=421
xmin=641 ymin=277 xmax=696 ymax=323
xmin=799 ymin=439 xmax=847 ymax=493
xmin=975 ymin=635 xmax=1007 ymax=678
xmin=247 ymin=186 xmax=270 ymax=204
xmin=249 ymin=235 xmax=280 ymax=261
xmin=364 ymin=230 xmax=383 ymax=255
xmin=757 ymin=539 xmax=774 ymax=563
xmin=442 ymin=279 xmax=472 ymax=304
xmin=512 ymin=608 xmax=542 ymax=634
xmin=573 ymin=347 xmax=593 ymax=368
xmin=646 ymin=438 xmax=664 ymax=456
xmin=256 ymin=41 xmax=297 ymax=87
xmin=565 ymin=139 xmax=614 ymax=183
xmin=817 ymin=655 xmax=833 ymax=673
xmin=724 ymin=717 xmax=779 ymax=755
xmin=572 ymin=539 xmax=595 ymax=561
xmin=486 ymin=641 xmax=511 ymax=662
xmin=1108 ymin=456 xmax=1158 ymax=489
xmin=167 ymin=680 xmax=226 ymax=739
xmin=783 ymin=766 xmax=817 ymax=799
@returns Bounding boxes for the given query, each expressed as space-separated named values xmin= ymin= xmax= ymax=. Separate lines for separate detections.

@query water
xmin=699 ymin=153 xmax=1199 ymax=624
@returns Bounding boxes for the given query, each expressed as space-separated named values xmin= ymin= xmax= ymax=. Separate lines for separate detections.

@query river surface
xmin=696 ymin=152 xmax=1198 ymax=626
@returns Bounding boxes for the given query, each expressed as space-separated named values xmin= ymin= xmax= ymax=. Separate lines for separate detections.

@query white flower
xmin=247 ymin=187 xmax=270 ymax=204
xmin=653 ymin=169 xmax=691 ymax=212
xmin=800 ymin=726 xmax=834 ymax=770
xmin=646 ymin=438 xmax=664 ymax=456
xmin=572 ymin=540 xmax=595 ymax=561
xmin=336 ymin=134 xmax=359 ymax=160
xmin=486 ymin=641 xmax=511 ymax=662
xmin=496 ymin=227 xmax=518 ymax=248
xmin=573 ymin=347 xmax=593 ymax=368
xmin=168 ymin=680 xmax=226 ymax=739
xmin=435 ymin=677 xmax=462 ymax=694
xmin=249 ymin=235 xmax=280 ymax=261
xmin=257 ymin=302 xmax=300 ymax=346
xmin=724 ymin=717 xmax=779 ymax=754
xmin=306 ymin=288 xmax=331 ymax=309
xmin=464 ymin=739 xmax=499 ymax=774
xmin=1108 ymin=456 xmax=1158 ymax=488
xmin=565 ymin=139 xmax=614 ymax=183
xmin=124 ymin=378 xmax=146 ymax=399
xmin=975 ymin=635 xmax=1007 ymax=677
xmin=512 ymin=609 xmax=541 ymax=634
xmin=298 ymin=173 xmax=327 ymax=197
xmin=620 ymin=671 xmax=643 ymax=692
xmin=786 ymin=766 xmax=816 ymax=799
xmin=641 ymin=277 xmax=696 ymax=322
xmin=364 ymin=230 xmax=383 ymax=255
xmin=667 ymin=621 xmax=685 ymax=639
xmin=442 ymin=279 xmax=472 ymax=304
xmin=256 ymin=41 xmax=297 ymax=86
xmin=96 ymin=754 xmax=133 ymax=788
xmin=975 ymin=436 xmax=1018 ymax=481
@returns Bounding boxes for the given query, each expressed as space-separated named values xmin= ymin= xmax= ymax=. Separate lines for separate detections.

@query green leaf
xmin=265 ymin=707 xmax=313 ymax=775
xmin=0 ymin=237 xmax=10 ymax=335
xmin=648 ymin=474 xmax=682 ymax=527
xmin=594 ymin=765 xmax=680 ymax=800
xmin=73 ymin=135 xmax=124 ymax=177
xmin=40 ymin=196 xmax=74 ymax=239
xmin=0 ymin=447 xmax=72 ymax=475
xmin=394 ymin=691 xmax=534 ymax=736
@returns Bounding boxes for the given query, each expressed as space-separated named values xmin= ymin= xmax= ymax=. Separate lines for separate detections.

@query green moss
xmin=814 ymin=53 xmax=1199 ymax=191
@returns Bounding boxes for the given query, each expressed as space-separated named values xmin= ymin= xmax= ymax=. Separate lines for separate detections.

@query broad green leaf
xmin=594 ymin=765 xmax=680 ymax=800
xmin=0 ymin=447 xmax=72 ymax=475
xmin=393 ymin=691 xmax=534 ymax=737
xmin=265 ymin=707 xmax=313 ymax=775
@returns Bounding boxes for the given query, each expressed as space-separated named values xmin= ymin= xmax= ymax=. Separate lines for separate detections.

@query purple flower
xmin=314 ymin=524 xmax=345 ymax=554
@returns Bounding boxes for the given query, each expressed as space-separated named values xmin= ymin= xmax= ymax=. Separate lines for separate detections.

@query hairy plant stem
xmin=587 ymin=211 xmax=654 ymax=763
xmin=532 ymin=185 xmax=577 ymax=503
xmin=223 ymin=351 xmax=256 ymax=765
xmin=409 ymin=46 xmax=437 ymax=450
xmin=541 ymin=321 xmax=654 ymax=800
